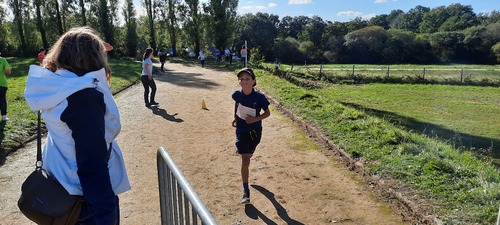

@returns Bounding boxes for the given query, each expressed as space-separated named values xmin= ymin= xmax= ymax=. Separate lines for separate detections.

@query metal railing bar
xmin=157 ymin=147 xmax=217 ymax=225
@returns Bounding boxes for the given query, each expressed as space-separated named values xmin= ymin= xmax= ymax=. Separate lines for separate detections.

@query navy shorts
xmin=236 ymin=127 xmax=262 ymax=154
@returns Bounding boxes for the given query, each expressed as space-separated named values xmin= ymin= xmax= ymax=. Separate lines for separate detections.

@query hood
xmin=24 ymin=65 xmax=107 ymax=110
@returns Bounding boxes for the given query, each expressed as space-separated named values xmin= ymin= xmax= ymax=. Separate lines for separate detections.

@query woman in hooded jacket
xmin=24 ymin=26 xmax=130 ymax=225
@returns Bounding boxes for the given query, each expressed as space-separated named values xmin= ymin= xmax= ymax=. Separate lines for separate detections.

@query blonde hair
xmin=44 ymin=26 xmax=111 ymax=79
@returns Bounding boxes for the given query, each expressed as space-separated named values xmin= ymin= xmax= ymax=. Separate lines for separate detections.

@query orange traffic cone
xmin=201 ymin=100 xmax=208 ymax=110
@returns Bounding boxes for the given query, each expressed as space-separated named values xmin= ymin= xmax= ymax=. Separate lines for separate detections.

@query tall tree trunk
xmin=55 ymin=0 xmax=63 ymax=34
xmin=11 ymin=0 xmax=27 ymax=55
xmin=99 ymin=0 xmax=114 ymax=55
xmin=145 ymin=0 xmax=156 ymax=50
xmin=79 ymin=0 xmax=86 ymax=25
xmin=124 ymin=0 xmax=138 ymax=57
xmin=34 ymin=0 xmax=48 ymax=48
xmin=185 ymin=0 xmax=200 ymax=56
xmin=167 ymin=0 xmax=176 ymax=56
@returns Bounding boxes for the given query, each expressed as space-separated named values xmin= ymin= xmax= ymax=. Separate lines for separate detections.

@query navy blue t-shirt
xmin=232 ymin=89 xmax=270 ymax=134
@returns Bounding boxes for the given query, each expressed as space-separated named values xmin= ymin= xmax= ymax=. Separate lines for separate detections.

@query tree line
xmin=0 ymin=1 xmax=499 ymax=64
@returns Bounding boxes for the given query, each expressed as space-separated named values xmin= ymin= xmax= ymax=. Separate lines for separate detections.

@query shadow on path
xmin=341 ymin=102 xmax=499 ymax=158
xmin=247 ymin=185 xmax=305 ymax=225
xmin=149 ymin=107 xmax=183 ymax=123
xmin=153 ymin=67 xmax=220 ymax=90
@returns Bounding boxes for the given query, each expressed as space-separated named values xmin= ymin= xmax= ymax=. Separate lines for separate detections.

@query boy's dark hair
xmin=39 ymin=48 xmax=45 ymax=52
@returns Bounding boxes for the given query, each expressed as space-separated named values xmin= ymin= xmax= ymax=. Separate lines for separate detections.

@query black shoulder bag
xmin=18 ymin=111 xmax=83 ymax=225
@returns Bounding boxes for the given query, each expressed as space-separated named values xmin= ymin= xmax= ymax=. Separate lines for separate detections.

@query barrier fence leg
xmin=496 ymin=205 xmax=500 ymax=225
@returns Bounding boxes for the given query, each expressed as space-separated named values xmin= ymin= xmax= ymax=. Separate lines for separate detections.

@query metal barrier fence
xmin=157 ymin=147 xmax=218 ymax=225
xmin=497 ymin=205 xmax=500 ymax=225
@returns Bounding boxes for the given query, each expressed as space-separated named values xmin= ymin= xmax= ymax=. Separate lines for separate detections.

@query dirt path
xmin=0 ymin=62 xmax=408 ymax=225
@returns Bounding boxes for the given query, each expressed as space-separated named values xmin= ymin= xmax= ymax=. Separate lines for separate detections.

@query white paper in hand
xmin=236 ymin=103 xmax=256 ymax=120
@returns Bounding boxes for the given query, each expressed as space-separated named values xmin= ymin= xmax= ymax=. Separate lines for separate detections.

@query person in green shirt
xmin=0 ymin=52 xmax=12 ymax=121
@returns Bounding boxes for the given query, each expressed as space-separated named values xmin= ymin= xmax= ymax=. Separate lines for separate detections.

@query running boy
xmin=231 ymin=68 xmax=270 ymax=204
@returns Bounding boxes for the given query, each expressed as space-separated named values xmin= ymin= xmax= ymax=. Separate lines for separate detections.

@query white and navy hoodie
xmin=24 ymin=65 xmax=130 ymax=224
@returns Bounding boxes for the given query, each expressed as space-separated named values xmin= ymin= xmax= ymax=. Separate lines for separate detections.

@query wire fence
xmin=279 ymin=64 xmax=500 ymax=84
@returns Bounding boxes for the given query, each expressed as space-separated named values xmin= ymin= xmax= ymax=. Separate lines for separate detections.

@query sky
xmin=235 ymin=0 xmax=498 ymax=22
xmin=0 ymin=0 xmax=496 ymax=23
xmin=131 ymin=0 xmax=498 ymax=23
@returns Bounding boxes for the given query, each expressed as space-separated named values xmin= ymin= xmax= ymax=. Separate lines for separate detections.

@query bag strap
xmin=36 ymin=110 xmax=42 ymax=168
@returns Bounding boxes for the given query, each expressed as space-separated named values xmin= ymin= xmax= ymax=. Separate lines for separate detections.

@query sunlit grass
xmin=255 ymin=67 xmax=500 ymax=224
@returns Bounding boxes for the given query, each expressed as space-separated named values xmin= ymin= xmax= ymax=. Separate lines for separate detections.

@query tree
xmin=386 ymin=9 xmax=404 ymax=28
xmin=343 ymin=26 xmax=389 ymax=63
xmin=323 ymin=21 xmax=348 ymax=37
xmin=143 ymin=0 xmax=157 ymax=50
xmin=492 ymin=42 xmax=500 ymax=62
xmin=345 ymin=17 xmax=368 ymax=32
xmin=34 ymin=0 xmax=48 ymax=48
xmin=54 ymin=0 xmax=63 ymax=34
xmin=166 ymin=0 xmax=179 ymax=56
xmin=182 ymin=0 xmax=201 ymax=56
xmin=419 ymin=6 xmax=448 ymax=33
xmin=428 ymin=31 xmax=465 ymax=62
xmin=298 ymin=15 xmax=326 ymax=47
xmin=478 ymin=10 xmax=500 ymax=26
xmin=123 ymin=0 xmax=138 ymax=57
xmin=277 ymin=15 xmax=309 ymax=39
xmin=79 ymin=0 xmax=87 ymax=25
xmin=438 ymin=3 xmax=478 ymax=32
xmin=395 ymin=5 xmax=429 ymax=32
xmin=9 ymin=0 xmax=28 ymax=55
xmin=369 ymin=14 xmax=389 ymax=30
xmin=97 ymin=0 xmax=114 ymax=47
xmin=204 ymin=0 xmax=238 ymax=50
xmin=0 ymin=0 xmax=8 ymax=52
xmin=272 ymin=37 xmax=305 ymax=64
xmin=383 ymin=29 xmax=420 ymax=63
xmin=234 ymin=13 xmax=278 ymax=61
xmin=323 ymin=35 xmax=344 ymax=63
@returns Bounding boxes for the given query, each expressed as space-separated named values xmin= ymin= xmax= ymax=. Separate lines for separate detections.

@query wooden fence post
xmin=320 ymin=64 xmax=323 ymax=75
xmin=291 ymin=64 xmax=294 ymax=71
xmin=461 ymin=69 xmax=464 ymax=82
xmin=423 ymin=68 xmax=426 ymax=80
xmin=352 ymin=65 xmax=355 ymax=78
xmin=387 ymin=66 xmax=390 ymax=77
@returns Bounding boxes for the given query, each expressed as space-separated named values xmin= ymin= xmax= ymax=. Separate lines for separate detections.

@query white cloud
xmin=255 ymin=5 xmax=267 ymax=10
xmin=337 ymin=11 xmax=363 ymax=17
xmin=374 ymin=0 xmax=388 ymax=3
xmin=288 ymin=0 xmax=312 ymax=5
xmin=239 ymin=2 xmax=279 ymax=14
xmin=268 ymin=3 xmax=278 ymax=8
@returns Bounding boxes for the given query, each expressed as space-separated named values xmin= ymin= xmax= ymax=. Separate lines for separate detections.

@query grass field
xmin=254 ymin=66 xmax=500 ymax=224
xmin=325 ymin=84 xmax=500 ymax=157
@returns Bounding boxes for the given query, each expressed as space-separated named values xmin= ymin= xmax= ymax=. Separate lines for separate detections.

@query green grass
xmin=0 ymin=57 xmax=141 ymax=163
xmin=324 ymin=84 xmax=500 ymax=155
xmin=254 ymin=67 xmax=500 ymax=224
